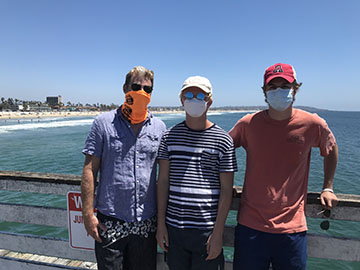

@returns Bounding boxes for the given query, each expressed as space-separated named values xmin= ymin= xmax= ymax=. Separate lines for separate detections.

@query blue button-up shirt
xmin=83 ymin=108 xmax=166 ymax=222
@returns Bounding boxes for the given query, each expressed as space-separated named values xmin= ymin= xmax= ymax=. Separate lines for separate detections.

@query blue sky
xmin=0 ymin=0 xmax=359 ymax=111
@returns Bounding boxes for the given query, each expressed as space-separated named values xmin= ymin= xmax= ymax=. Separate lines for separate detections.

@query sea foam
xmin=0 ymin=119 xmax=94 ymax=133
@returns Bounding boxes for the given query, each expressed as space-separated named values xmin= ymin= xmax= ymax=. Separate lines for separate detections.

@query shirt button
xmin=136 ymin=165 xmax=139 ymax=168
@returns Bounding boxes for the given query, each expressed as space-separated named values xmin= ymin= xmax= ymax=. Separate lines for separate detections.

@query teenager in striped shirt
xmin=156 ymin=76 xmax=238 ymax=270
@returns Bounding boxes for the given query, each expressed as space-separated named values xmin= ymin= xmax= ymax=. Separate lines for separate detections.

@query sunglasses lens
xmin=323 ymin=209 xmax=331 ymax=218
xmin=184 ymin=92 xmax=194 ymax=99
xmin=196 ymin=93 xmax=205 ymax=101
xmin=320 ymin=220 xmax=330 ymax=230
xmin=184 ymin=92 xmax=206 ymax=100
xmin=131 ymin=84 xmax=141 ymax=91
xmin=143 ymin=86 xmax=153 ymax=93
xmin=131 ymin=84 xmax=152 ymax=93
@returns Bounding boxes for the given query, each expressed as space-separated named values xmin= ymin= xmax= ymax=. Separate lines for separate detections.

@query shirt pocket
xmin=139 ymin=134 xmax=161 ymax=156
xmin=109 ymin=134 xmax=125 ymax=154
xmin=285 ymin=134 xmax=308 ymax=163
xmin=200 ymin=150 xmax=219 ymax=170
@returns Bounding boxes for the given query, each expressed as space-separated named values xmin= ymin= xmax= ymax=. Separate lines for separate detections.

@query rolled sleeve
xmin=83 ymin=118 xmax=103 ymax=158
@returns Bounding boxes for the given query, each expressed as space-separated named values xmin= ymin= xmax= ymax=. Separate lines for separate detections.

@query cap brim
xmin=265 ymin=74 xmax=295 ymax=86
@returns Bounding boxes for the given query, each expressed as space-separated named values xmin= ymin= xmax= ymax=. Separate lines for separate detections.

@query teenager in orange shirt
xmin=229 ymin=63 xmax=338 ymax=269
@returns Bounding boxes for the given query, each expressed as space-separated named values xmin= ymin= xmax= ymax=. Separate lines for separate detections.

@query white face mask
xmin=266 ymin=88 xmax=294 ymax=111
xmin=183 ymin=99 xmax=208 ymax=117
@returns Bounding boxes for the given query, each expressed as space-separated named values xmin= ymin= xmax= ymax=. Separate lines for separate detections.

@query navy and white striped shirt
xmin=158 ymin=121 xmax=237 ymax=229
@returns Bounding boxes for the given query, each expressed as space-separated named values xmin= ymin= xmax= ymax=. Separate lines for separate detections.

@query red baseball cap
xmin=264 ymin=63 xmax=297 ymax=86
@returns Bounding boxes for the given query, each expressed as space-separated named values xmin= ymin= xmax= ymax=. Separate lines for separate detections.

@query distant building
xmin=46 ymin=96 xmax=63 ymax=106
xmin=9 ymin=104 xmax=24 ymax=111
xmin=27 ymin=103 xmax=50 ymax=112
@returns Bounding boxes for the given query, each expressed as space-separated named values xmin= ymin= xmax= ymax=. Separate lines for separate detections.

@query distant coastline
xmin=0 ymin=109 xmax=255 ymax=120
xmin=0 ymin=105 xmax=330 ymax=120
xmin=0 ymin=111 xmax=100 ymax=120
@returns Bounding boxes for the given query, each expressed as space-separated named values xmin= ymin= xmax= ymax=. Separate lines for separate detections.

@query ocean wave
xmin=207 ymin=112 xmax=226 ymax=116
xmin=0 ymin=119 xmax=94 ymax=133
xmin=154 ymin=113 xmax=185 ymax=120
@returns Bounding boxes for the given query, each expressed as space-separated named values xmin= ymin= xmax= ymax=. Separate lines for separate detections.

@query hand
xmin=156 ymin=223 xmax=169 ymax=252
xmin=83 ymin=214 xmax=106 ymax=243
xmin=320 ymin=191 xmax=338 ymax=209
xmin=206 ymin=232 xmax=223 ymax=260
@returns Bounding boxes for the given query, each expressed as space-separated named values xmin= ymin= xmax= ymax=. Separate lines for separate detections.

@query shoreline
xmin=0 ymin=110 xmax=256 ymax=120
xmin=0 ymin=111 xmax=101 ymax=120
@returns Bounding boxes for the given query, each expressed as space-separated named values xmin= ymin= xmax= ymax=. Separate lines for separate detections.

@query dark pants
xmin=167 ymin=225 xmax=224 ymax=270
xmin=95 ymin=213 xmax=157 ymax=270
xmin=233 ymin=224 xmax=307 ymax=270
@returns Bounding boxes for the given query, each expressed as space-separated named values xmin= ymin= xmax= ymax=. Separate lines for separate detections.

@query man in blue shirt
xmin=81 ymin=66 xmax=166 ymax=270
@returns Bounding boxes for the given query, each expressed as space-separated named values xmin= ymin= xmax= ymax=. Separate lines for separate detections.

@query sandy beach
xmin=0 ymin=109 xmax=256 ymax=120
xmin=0 ymin=111 xmax=101 ymax=120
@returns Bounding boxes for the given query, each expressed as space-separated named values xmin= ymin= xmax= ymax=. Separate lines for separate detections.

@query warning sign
xmin=67 ymin=191 xmax=96 ymax=250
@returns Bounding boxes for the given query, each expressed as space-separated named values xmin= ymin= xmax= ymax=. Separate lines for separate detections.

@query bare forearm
xmin=157 ymin=160 xmax=170 ymax=225
xmin=81 ymin=155 xmax=99 ymax=217
xmin=81 ymin=169 xmax=95 ymax=216
xmin=157 ymin=181 xmax=169 ymax=224
xmin=213 ymin=192 xmax=232 ymax=235
xmin=323 ymin=144 xmax=338 ymax=189
xmin=205 ymin=173 xmax=234 ymax=260
xmin=213 ymin=173 xmax=234 ymax=235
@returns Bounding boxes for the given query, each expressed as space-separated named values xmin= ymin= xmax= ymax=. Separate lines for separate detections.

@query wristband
xmin=322 ymin=188 xmax=334 ymax=193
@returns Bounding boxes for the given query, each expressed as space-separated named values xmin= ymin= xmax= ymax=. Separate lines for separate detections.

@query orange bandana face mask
xmin=121 ymin=90 xmax=151 ymax=124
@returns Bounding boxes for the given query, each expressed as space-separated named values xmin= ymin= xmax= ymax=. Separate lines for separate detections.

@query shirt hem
xmin=238 ymin=221 xmax=308 ymax=234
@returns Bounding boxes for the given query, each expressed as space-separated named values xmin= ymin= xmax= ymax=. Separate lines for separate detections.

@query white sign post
xmin=67 ymin=191 xmax=95 ymax=250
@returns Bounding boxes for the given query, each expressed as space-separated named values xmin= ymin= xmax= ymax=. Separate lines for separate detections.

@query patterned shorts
xmin=97 ymin=212 xmax=157 ymax=248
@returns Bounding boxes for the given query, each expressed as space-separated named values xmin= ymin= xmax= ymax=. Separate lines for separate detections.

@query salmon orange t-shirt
xmin=229 ymin=109 xmax=336 ymax=234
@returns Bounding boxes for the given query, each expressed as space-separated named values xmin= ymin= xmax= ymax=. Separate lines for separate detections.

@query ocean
xmin=0 ymin=110 xmax=359 ymax=269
